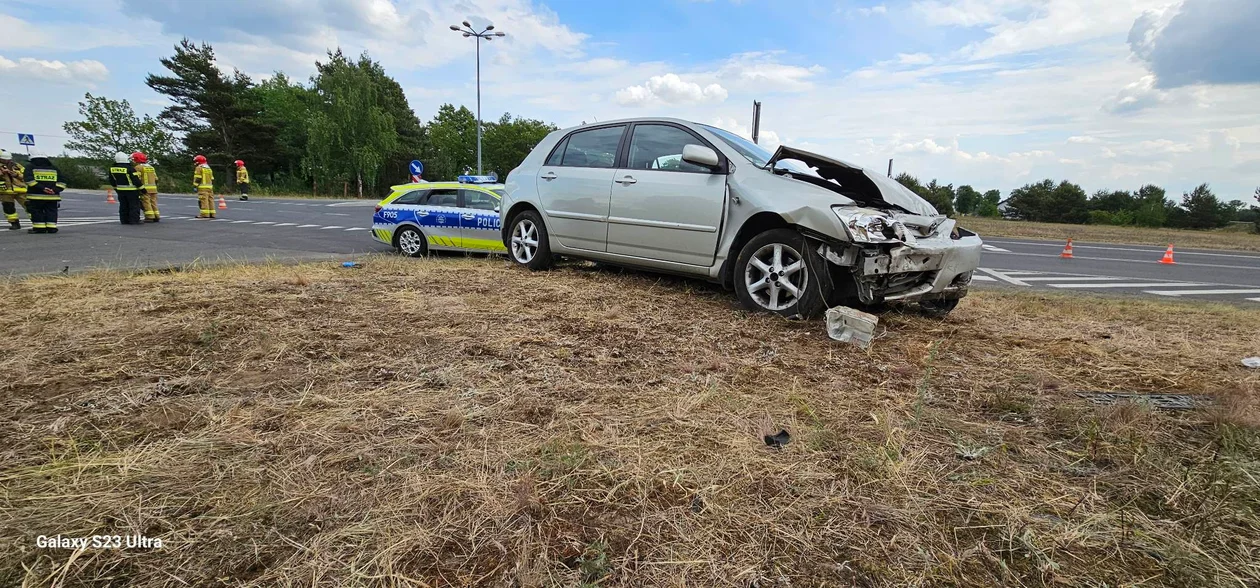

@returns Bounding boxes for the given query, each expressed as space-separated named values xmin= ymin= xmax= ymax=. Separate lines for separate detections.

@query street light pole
xmin=451 ymin=21 xmax=506 ymax=176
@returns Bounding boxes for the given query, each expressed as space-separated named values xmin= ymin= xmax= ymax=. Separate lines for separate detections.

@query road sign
xmin=17 ymin=134 xmax=34 ymax=146
xmin=409 ymin=160 xmax=423 ymax=176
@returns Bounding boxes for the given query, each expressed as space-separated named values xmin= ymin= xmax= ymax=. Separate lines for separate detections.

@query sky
xmin=0 ymin=0 xmax=1257 ymax=200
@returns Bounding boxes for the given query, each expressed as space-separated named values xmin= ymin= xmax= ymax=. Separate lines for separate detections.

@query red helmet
xmin=131 ymin=151 xmax=148 ymax=164
xmin=193 ymin=154 xmax=207 ymax=164
xmin=234 ymin=160 xmax=245 ymax=167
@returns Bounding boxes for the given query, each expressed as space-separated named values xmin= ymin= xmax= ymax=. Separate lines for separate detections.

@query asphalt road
xmin=3 ymin=189 xmax=1258 ymax=305
xmin=0 ymin=189 xmax=390 ymax=275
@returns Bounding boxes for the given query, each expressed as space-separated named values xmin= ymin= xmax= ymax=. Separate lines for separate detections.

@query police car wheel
xmin=509 ymin=211 xmax=553 ymax=270
xmin=395 ymin=226 xmax=428 ymax=258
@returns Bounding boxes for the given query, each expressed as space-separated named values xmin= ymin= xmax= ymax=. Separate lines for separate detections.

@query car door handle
xmin=461 ymin=213 xmax=475 ymax=220
xmin=415 ymin=211 xmax=428 ymax=217
xmin=615 ymin=175 xmax=637 ymax=185
xmin=541 ymin=172 xmax=557 ymax=181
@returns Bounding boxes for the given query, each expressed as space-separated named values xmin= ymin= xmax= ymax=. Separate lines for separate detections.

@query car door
xmin=419 ymin=187 xmax=463 ymax=248
xmin=534 ymin=124 xmax=626 ymax=252
xmin=458 ymin=188 xmax=505 ymax=251
xmin=607 ymin=123 xmax=727 ymax=266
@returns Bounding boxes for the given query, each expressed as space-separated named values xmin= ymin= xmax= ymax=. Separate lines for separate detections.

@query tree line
xmin=894 ymin=173 xmax=1260 ymax=232
xmin=60 ymin=39 xmax=556 ymax=196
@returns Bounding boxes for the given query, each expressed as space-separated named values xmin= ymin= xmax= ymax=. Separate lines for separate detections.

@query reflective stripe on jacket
xmin=109 ymin=166 xmax=144 ymax=191
xmin=23 ymin=164 xmax=65 ymax=200
xmin=193 ymin=164 xmax=213 ymax=189
xmin=138 ymin=164 xmax=158 ymax=190
xmin=0 ymin=162 xmax=26 ymax=195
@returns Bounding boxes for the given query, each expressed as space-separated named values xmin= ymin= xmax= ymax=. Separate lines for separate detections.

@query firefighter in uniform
xmin=109 ymin=152 xmax=144 ymax=224
xmin=193 ymin=154 xmax=215 ymax=218
xmin=0 ymin=149 xmax=27 ymax=230
xmin=133 ymin=151 xmax=160 ymax=222
xmin=22 ymin=152 xmax=65 ymax=234
xmin=235 ymin=159 xmax=250 ymax=201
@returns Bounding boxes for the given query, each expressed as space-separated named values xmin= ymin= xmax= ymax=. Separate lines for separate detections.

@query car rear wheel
xmin=735 ymin=229 xmax=825 ymax=319
xmin=509 ymin=211 xmax=554 ymax=270
xmin=395 ymin=226 xmax=427 ymax=258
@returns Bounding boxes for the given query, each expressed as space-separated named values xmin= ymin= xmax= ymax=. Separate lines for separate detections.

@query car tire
xmin=918 ymin=298 xmax=959 ymax=317
xmin=508 ymin=210 xmax=553 ymax=270
xmin=395 ymin=226 xmax=428 ymax=258
xmin=734 ymin=228 xmax=826 ymax=319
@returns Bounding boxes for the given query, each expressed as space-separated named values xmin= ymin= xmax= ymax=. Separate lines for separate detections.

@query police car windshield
xmin=492 ymin=188 xmax=505 ymax=197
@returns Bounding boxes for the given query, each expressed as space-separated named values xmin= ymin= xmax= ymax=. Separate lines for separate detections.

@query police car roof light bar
xmin=458 ymin=173 xmax=499 ymax=184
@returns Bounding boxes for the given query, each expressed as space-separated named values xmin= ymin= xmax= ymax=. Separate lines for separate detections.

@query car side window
xmin=560 ymin=126 xmax=624 ymax=169
xmin=628 ymin=124 xmax=711 ymax=173
xmin=393 ymin=189 xmax=427 ymax=205
xmin=544 ymin=137 xmax=568 ymax=166
xmin=461 ymin=189 xmax=498 ymax=211
xmin=423 ymin=189 xmax=460 ymax=207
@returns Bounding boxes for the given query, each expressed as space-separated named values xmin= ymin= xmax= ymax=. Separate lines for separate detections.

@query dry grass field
xmin=2 ymin=256 xmax=1258 ymax=587
xmin=960 ymin=216 xmax=1260 ymax=251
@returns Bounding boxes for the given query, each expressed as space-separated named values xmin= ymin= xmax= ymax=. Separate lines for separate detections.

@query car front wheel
xmin=918 ymin=298 xmax=959 ymax=317
xmin=735 ymin=228 xmax=825 ymax=319
xmin=395 ymin=226 xmax=427 ymax=258
xmin=509 ymin=210 xmax=554 ymax=270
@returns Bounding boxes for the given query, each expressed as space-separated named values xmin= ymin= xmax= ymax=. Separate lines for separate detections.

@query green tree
xmin=481 ymin=113 xmax=557 ymax=179
xmin=146 ymin=39 xmax=276 ymax=175
xmin=1253 ymin=186 xmax=1260 ymax=233
xmin=894 ymin=173 xmax=923 ymax=195
xmin=1133 ymin=184 xmax=1168 ymax=227
xmin=922 ymin=179 xmax=956 ymax=216
xmin=1174 ymin=183 xmax=1231 ymax=229
xmin=976 ymin=189 xmax=1002 ymax=217
xmin=305 ymin=50 xmax=398 ymax=197
xmin=954 ymin=185 xmax=982 ymax=215
xmin=62 ymin=93 xmax=176 ymax=161
xmin=1006 ymin=179 xmax=1088 ymax=223
xmin=424 ymin=104 xmax=478 ymax=182
xmin=256 ymin=72 xmax=314 ymax=180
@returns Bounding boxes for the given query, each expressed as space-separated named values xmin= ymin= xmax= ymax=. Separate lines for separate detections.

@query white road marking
xmin=327 ymin=212 xmax=350 ymax=216
xmin=983 ymin=250 xmax=1260 ymax=271
xmin=231 ymin=220 xmax=254 ymax=224
xmin=1050 ymin=282 xmax=1209 ymax=289
xmin=297 ymin=224 xmax=320 ymax=228
xmin=253 ymin=221 xmax=275 ymax=225
xmin=274 ymin=222 xmax=296 ymax=227
xmin=1145 ymin=289 xmax=1260 ymax=297
xmin=1248 ymin=298 xmax=1260 ymax=303
xmin=344 ymin=227 xmax=368 ymax=231
xmin=976 ymin=267 xmax=1029 ymax=287
xmin=983 ymin=239 xmax=1260 ymax=260
xmin=1019 ymin=276 xmax=1120 ymax=282
xmin=971 ymin=275 xmax=997 ymax=282
xmin=981 ymin=244 xmax=1010 ymax=252
xmin=319 ymin=225 xmax=344 ymax=230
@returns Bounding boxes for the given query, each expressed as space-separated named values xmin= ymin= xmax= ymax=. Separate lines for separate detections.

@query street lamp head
xmin=485 ymin=25 xmax=494 ymax=31
xmin=463 ymin=32 xmax=471 ymax=37
xmin=462 ymin=20 xmax=471 ymax=27
xmin=449 ymin=25 xmax=461 ymax=31
xmin=494 ymin=31 xmax=505 ymax=36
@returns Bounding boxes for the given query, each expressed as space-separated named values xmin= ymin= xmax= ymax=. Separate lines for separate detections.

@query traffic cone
xmin=217 ymin=196 xmax=227 ymax=210
xmin=1158 ymin=244 xmax=1176 ymax=265
xmin=1060 ymin=238 xmax=1074 ymax=259
xmin=106 ymin=189 xmax=116 ymax=204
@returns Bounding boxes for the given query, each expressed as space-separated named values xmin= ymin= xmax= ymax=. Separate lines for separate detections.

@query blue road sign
xmin=17 ymin=134 xmax=34 ymax=146
xmin=409 ymin=160 xmax=423 ymax=176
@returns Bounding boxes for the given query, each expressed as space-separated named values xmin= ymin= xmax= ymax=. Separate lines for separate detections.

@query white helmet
xmin=114 ymin=151 xmax=129 ymax=164
xmin=0 ymin=149 xmax=11 ymax=161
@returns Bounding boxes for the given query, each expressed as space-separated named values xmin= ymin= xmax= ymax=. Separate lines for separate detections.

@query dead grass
xmin=961 ymin=216 xmax=1260 ymax=252
xmin=2 ymin=256 xmax=1259 ymax=587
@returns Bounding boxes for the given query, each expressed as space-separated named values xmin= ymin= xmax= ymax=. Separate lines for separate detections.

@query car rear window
xmin=560 ymin=126 xmax=624 ymax=169
xmin=392 ymin=189 xmax=426 ymax=205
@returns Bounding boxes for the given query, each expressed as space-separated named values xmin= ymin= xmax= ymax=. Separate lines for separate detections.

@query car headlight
xmin=833 ymin=207 xmax=901 ymax=243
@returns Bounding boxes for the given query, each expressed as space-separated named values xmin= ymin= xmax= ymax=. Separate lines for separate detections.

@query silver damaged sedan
xmin=500 ymin=118 xmax=983 ymax=318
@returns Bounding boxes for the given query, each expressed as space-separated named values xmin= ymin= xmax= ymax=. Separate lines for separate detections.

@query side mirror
xmin=682 ymin=144 xmax=720 ymax=169
xmin=494 ymin=205 xmax=501 ymax=213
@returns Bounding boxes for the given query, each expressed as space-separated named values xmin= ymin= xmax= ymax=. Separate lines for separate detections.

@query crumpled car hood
xmin=766 ymin=146 xmax=939 ymax=217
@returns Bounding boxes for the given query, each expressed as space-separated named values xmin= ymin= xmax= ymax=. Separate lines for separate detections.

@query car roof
xmin=389 ymin=182 xmax=505 ymax=192
xmin=553 ymin=117 xmax=697 ymax=134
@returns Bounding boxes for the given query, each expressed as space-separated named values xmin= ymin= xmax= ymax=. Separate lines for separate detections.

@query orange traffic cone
xmin=217 ymin=196 xmax=227 ymax=210
xmin=106 ymin=188 xmax=116 ymax=204
xmin=1060 ymin=238 xmax=1074 ymax=259
xmin=1158 ymin=244 xmax=1175 ymax=265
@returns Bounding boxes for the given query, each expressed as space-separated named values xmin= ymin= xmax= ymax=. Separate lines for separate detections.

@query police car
xmin=372 ymin=175 xmax=506 ymax=257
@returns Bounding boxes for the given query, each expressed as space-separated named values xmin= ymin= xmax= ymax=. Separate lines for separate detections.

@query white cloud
xmin=0 ymin=13 xmax=147 ymax=52
xmin=1067 ymin=135 xmax=1100 ymax=144
xmin=616 ymin=74 xmax=728 ymax=106
xmin=856 ymin=5 xmax=888 ymax=16
xmin=715 ymin=52 xmax=824 ymax=92
xmin=1104 ymin=74 xmax=1166 ymax=113
xmin=0 ymin=54 xmax=108 ymax=84
xmin=897 ymin=53 xmax=934 ymax=65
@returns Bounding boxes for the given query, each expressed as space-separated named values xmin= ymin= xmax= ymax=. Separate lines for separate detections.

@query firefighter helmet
xmin=234 ymin=160 xmax=244 ymax=167
xmin=0 ymin=149 xmax=11 ymax=161
xmin=193 ymin=154 xmax=207 ymax=164
xmin=114 ymin=152 xmax=130 ymax=164
xmin=131 ymin=151 xmax=148 ymax=164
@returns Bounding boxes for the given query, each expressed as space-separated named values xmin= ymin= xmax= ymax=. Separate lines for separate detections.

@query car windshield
xmin=700 ymin=125 xmax=773 ymax=168
xmin=491 ymin=188 xmax=506 ymax=197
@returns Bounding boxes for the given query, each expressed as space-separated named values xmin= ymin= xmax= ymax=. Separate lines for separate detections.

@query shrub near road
xmin=2 ymin=258 xmax=1258 ymax=586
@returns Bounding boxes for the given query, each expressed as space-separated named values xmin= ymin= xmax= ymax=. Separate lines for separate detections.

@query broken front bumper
xmin=820 ymin=233 xmax=983 ymax=304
